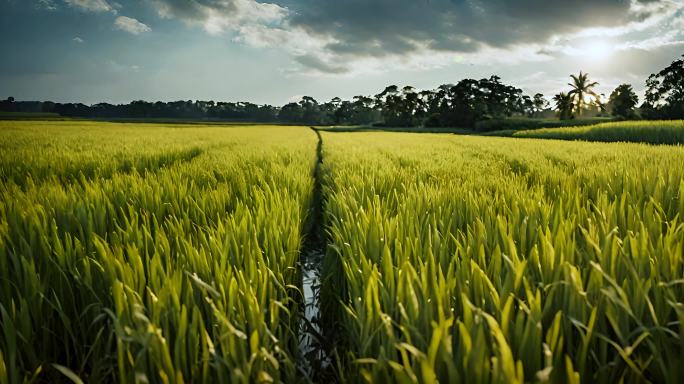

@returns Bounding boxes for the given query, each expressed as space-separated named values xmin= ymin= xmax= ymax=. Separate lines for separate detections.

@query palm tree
xmin=568 ymin=71 xmax=600 ymax=116
xmin=553 ymin=92 xmax=574 ymax=120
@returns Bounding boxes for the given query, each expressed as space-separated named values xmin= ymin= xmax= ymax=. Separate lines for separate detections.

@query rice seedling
xmin=320 ymin=132 xmax=684 ymax=383
xmin=513 ymin=120 xmax=684 ymax=144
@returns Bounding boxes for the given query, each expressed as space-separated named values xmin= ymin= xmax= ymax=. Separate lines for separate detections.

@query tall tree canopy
xmin=554 ymin=92 xmax=574 ymax=120
xmin=608 ymin=84 xmax=638 ymax=119
xmin=568 ymin=71 xmax=601 ymax=116
xmin=642 ymin=55 xmax=684 ymax=119
xmin=6 ymin=54 xmax=684 ymax=127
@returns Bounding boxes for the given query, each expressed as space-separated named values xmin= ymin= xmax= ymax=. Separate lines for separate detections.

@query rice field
xmin=320 ymin=133 xmax=684 ymax=383
xmin=513 ymin=120 xmax=684 ymax=144
xmin=0 ymin=121 xmax=317 ymax=383
xmin=1 ymin=121 xmax=684 ymax=383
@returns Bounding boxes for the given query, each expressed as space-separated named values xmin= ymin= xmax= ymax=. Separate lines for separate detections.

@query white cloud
xmin=36 ymin=0 xmax=58 ymax=11
xmin=571 ymin=0 xmax=682 ymax=39
xmin=618 ymin=36 xmax=684 ymax=52
xmin=149 ymin=0 xmax=288 ymax=35
xmin=72 ymin=37 xmax=84 ymax=43
xmin=104 ymin=60 xmax=141 ymax=72
xmin=64 ymin=0 xmax=113 ymax=13
xmin=114 ymin=16 xmax=151 ymax=35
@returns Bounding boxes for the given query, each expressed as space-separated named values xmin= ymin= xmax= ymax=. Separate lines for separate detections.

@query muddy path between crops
xmin=298 ymin=127 xmax=335 ymax=382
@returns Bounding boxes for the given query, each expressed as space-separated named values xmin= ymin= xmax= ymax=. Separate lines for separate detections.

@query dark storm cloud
xmin=288 ymin=0 xmax=659 ymax=58
xmin=145 ymin=0 xmax=673 ymax=73
xmin=145 ymin=0 xmax=290 ymax=30
xmin=293 ymin=53 xmax=348 ymax=74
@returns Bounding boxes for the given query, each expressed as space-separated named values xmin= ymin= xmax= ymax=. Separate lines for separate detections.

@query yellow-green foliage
xmin=513 ymin=120 xmax=684 ymax=144
xmin=3 ymin=120 xmax=684 ymax=384
xmin=321 ymin=132 xmax=684 ymax=383
xmin=0 ymin=121 xmax=317 ymax=383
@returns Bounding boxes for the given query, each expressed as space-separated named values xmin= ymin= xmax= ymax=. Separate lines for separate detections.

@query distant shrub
xmin=474 ymin=117 xmax=612 ymax=132
xmin=514 ymin=120 xmax=684 ymax=144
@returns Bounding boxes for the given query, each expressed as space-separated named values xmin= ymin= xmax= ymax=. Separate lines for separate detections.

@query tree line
xmin=2 ymin=55 xmax=682 ymax=129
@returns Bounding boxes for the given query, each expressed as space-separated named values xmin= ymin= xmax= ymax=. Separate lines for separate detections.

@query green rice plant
xmin=320 ymin=132 xmax=684 ymax=383
xmin=0 ymin=123 xmax=317 ymax=383
xmin=0 ymin=121 xmax=251 ymax=186
xmin=3 ymin=120 xmax=684 ymax=383
xmin=513 ymin=120 xmax=684 ymax=144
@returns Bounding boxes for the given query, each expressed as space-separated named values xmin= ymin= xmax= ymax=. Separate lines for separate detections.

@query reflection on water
xmin=299 ymin=249 xmax=331 ymax=379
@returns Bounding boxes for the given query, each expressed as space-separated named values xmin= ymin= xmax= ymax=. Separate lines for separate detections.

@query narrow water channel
xmin=299 ymin=248 xmax=329 ymax=377
xmin=298 ymin=128 xmax=332 ymax=381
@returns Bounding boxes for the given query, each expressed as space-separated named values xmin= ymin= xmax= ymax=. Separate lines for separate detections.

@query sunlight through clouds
xmin=139 ymin=0 xmax=684 ymax=77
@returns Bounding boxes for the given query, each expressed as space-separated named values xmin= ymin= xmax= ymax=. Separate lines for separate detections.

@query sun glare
xmin=578 ymin=40 xmax=613 ymax=61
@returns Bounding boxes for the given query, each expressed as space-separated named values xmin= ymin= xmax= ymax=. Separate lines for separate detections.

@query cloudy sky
xmin=1 ymin=0 xmax=683 ymax=105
